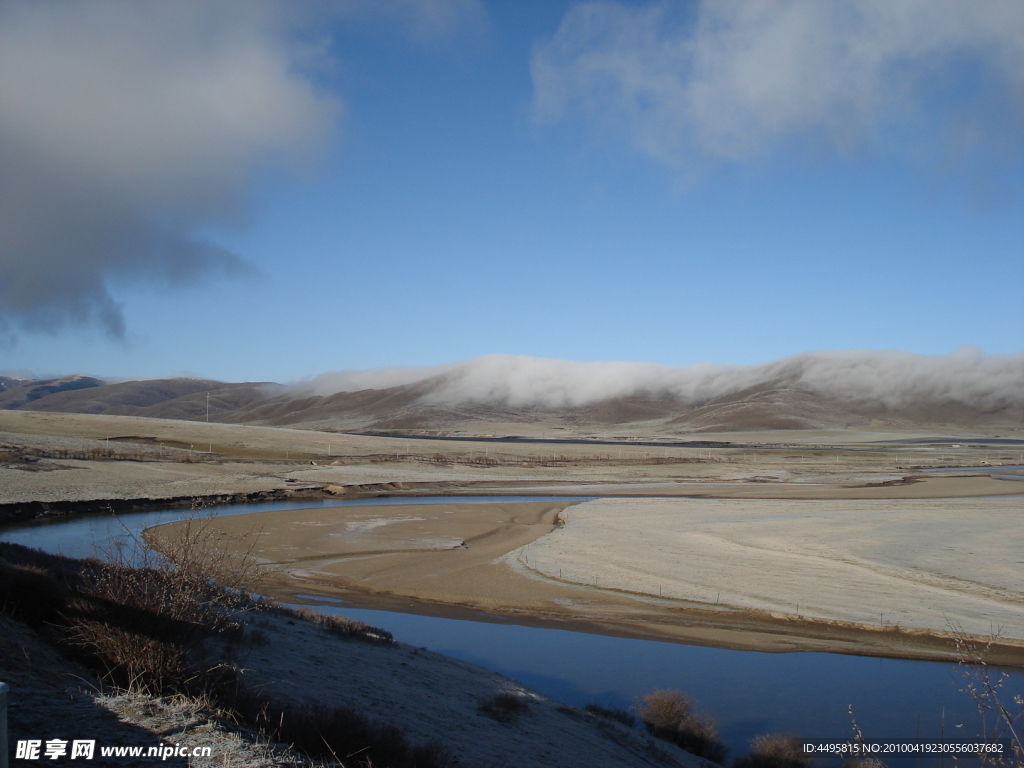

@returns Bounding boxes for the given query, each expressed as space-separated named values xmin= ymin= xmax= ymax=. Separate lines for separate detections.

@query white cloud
xmin=299 ymin=348 xmax=1024 ymax=411
xmin=324 ymin=0 xmax=488 ymax=42
xmin=297 ymin=362 xmax=461 ymax=395
xmin=532 ymin=0 xmax=1024 ymax=171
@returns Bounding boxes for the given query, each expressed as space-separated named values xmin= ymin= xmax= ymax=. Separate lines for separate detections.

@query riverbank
xmin=0 ymin=540 xmax=711 ymax=768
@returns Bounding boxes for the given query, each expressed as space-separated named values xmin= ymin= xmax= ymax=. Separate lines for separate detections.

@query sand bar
xmin=520 ymin=496 xmax=1024 ymax=640
xmin=150 ymin=491 xmax=1024 ymax=666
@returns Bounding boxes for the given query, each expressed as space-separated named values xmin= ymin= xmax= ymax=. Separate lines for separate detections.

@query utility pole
xmin=206 ymin=392 xmax=210 ymax=422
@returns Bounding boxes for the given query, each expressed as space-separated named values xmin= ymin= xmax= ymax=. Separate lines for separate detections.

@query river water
xmin=3 ymin=496 xmax=1022 ymax=759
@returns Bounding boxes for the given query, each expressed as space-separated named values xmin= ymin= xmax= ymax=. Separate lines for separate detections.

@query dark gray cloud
xmin=0 ymin=0 xmax=339 ymax=340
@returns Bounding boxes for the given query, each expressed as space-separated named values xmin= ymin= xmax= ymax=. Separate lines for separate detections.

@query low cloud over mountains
xmin=3 ymin=349 xmax=1021 ymax=433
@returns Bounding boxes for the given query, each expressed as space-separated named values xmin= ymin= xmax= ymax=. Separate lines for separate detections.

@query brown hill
xmin=225 ymin=377 xmax=1021 ymax=433
xmin=0 ymin=376 xmax=25 ymax=392
xmin=4 ymin=372 xmax=1020 ymax=434
xmin=0 ymin=375 xmax=105 ymax=410
xmin=1 ymin=377 xmax=272 ymax=422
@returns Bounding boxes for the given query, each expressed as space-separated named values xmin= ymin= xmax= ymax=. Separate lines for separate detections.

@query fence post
xmin=1 ymin=681 xmax=9 ymax=768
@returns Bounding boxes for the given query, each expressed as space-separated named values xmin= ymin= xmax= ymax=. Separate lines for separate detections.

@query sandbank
xmin=150 ymin=489 xmax=1024 ymax=667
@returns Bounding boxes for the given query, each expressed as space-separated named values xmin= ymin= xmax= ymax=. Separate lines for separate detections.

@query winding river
xmin=3 ymin=496 xmax=1022 ymax=759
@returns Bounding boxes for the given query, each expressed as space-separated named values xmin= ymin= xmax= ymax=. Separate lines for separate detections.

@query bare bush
xmin=89 ymin=514 xmax=261 ymax=634
xmin=637 ymin=689 xmax=728 ymax=763
xmin=734 ymin=734 xmax=814 ymax=768
xmin=70 ymin=620 xmax=194 ymax=694
xmin=52 ymin=515 xmax=265 ymax=693
xmin=950 ymin=625 xmax=1024 ymax=768
xmin=1 ymin=533 xmax=459 ymax=767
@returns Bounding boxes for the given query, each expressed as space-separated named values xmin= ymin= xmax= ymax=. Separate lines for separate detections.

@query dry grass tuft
xmin=585 ymin=703 xmax=636 ymax=727
xmin=257 ymin=700 xmax=459 ymax=768
xmin=479 ymin=692 xmax=530 ymax=724
xmin=637 ymin=689 xmax=728 ymax=763
xmin=272 ymin=604 xmax=394 ymax=645
xmin=734 ymin=734 xmax=814 ymax=768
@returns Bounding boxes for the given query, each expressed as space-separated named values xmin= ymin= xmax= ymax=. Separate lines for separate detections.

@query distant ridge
xmin=4 ymin=350 xmax=1022 ymax=434
xmin=0 ymin=376 xmax=27 ymax=393
xmin=0 ymin=376 xmax=272 ymax=422
xmin=0 ymin=375 xmax=106 ymax=410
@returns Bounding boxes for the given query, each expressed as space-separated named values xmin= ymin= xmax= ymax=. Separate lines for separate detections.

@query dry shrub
xmin=0 ymin=558 xmax=65 ymax=625
xmin=273 ymin=604 xmax=394 ymax=644
xmin=479 ymin=692 xmax=530 ymax=723
xmin=53 ymin=515 xmax=263 ymax=693
xmin=89 ymin=514 xmax=262 ymax=634
xmin=1 ymin=536 xmax=458 ymax=767
xmin=0 ymin=541 xmax=214 ymax=695
xmin=734 ymin=734 xmax=814 ymax=768
xmin=637 ymin=689 xmax=728 ymax=763
xmin=242 ymin=625 xmax=269 ymax=646
xmin=585 ymin=703 xmax=636 ymax=727
xmin=950 ymin=625 xmax=1024 ymax=768
xmin=70 ymin=620 xmax=194 ymax=693
xmin=147 ymin=515 xmax=261 ymax=605
xmin=6 ymin=515 xmax=260 ymax=696
xmin=263 ymin=700 xmax=459 ymax=768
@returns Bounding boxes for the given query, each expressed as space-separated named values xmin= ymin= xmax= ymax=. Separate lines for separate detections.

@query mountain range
xmin=2 ymin=357 xmax=1020 ymax=435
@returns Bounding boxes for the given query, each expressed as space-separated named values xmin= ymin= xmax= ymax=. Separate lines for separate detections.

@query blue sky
xmin=1 ymin=0 xmax=1021 ymax=383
